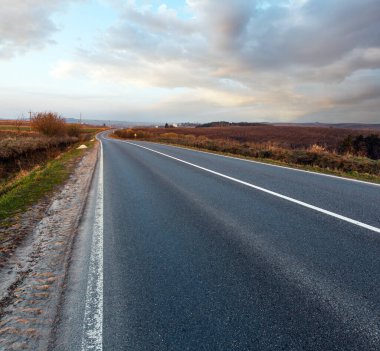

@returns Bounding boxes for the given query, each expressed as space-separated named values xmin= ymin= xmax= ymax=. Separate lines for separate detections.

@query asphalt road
xmin=52 ymin=133 xmax=380 ymax=351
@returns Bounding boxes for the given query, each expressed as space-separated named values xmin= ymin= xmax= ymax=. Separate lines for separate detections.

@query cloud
xmin=0 ymin=0 xmax=79 ymax=58
xmin=187 ymin=0 xmax=255 ymax=50
xmin=52 ymin=0 xmax=380 ymax=122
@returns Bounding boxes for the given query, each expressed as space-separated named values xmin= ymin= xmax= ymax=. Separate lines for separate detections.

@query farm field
xmin=0 ymin=119 xmax=30 ymax=131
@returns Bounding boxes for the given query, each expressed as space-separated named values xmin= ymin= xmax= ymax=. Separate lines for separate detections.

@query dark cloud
xmin=239 ymin=0 xmax=380 ymax=71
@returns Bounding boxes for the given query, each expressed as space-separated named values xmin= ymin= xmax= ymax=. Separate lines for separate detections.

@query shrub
xmin=184 ymin=134 xmax=196 ymax=141
xmin=31 ymin=112 xmax=67 ymax=137
xmin=135 ymin=130 xmax=146 ymax=138
xmin=113 ymin=129 xmax=155 ymax=139
xmin=365 ymin=134 xmax=380 ymax=160
xmin=339 ymin=134 xmax=380 ymax=160
xmin=160 ymin=133 xmax=178 ymax=139
xmin=114 ymin=129 xmax=137 ymax=139
xmin=67 ymin=123 xmax=82 ymax=137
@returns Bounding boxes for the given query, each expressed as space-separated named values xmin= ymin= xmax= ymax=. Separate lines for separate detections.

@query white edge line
xmin=119 ymin=140 xmax=380 ymax=234
xmin=81 ymin=137 xmax=104 ymax=351
xmin=127 ymin=139 xmax=380 ymax=188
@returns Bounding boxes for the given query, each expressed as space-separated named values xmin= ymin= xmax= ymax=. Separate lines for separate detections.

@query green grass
xmin=0 ymin=125 xmax=30 ymax=131
xmin=0 ymin=141 xmax=94 ymax=225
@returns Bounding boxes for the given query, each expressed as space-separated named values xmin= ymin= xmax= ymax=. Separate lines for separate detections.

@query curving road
xmin=52 ymin=132 xmax=380 ymax=351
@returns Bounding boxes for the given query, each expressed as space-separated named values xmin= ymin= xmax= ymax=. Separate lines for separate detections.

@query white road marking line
xmin=121 ymin=140 xmax=380 ymax=234
xmin=143 ymin=141 xmax=380 ymax=187
xmin=81 ymin=140 xmax=104 ymax=351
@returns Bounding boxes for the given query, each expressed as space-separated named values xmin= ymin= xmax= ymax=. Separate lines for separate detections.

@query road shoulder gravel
xmin=0 ymin=143 xmax=99 ymax=350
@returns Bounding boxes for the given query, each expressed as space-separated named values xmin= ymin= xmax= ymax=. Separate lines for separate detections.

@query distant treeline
xmin=196 ymin=121 xmax=269 ymax=128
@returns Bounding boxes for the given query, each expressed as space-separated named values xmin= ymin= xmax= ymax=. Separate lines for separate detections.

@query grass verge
xmin=0 ymin=141 xmax=95 ymax=226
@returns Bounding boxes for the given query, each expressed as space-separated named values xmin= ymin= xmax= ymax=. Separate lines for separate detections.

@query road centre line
xmin=120 ymin=139 xmax=380 ymax=234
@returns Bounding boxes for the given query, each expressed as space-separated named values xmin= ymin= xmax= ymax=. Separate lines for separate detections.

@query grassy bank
xmin=0 ymin=133 xmax=79 ymax=178
xmin=0 ymin=141 xmax=95 ymax=226
xmin=0 ymin=122 xmax=105 ymax=180
xmin=112 ymin=128 xmax=380 ymax=184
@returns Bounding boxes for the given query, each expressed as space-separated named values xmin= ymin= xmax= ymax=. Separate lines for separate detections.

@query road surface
xmin=52 ymin=132 xmax=380 ymax=351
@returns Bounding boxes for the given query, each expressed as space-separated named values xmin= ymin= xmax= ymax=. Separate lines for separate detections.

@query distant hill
xmin=325 ymin=123 xmax=380 ymax=130
xmin=196 ymin=121 xmax=380 ymax=130
xmin=64 ymin=118 xmax=157 ymax=127
xmin=275 ymin=122 xmax=380 ymax=130
xmin=197 ymin=121 xmax=270 ymax=128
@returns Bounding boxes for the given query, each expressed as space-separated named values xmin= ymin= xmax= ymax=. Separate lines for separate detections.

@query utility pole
xmin=80 ymin=112 xmax=82 ymax=125
xmin=28 ymin=110 xmax=32 ymax=130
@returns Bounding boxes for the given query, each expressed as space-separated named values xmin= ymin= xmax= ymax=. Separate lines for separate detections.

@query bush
xmin=366 ymin=134 xmax=380 ymax=160
xmin=339 ymin=134 xmax=380 ymax=160
xmin=184 ymin=134 xmax=196 ymax=141
xmin=136 ymin=130 xmax=148 ymax=138
xmin=31 ymin=112 xmax=67 ymax=137
xmin=67 ymin=123 xmax=81 ymax=137
xmin=114 ymin=129 xmax=136 ymax=138
xmin=160 ymin=133 xmax=178 ymax=139
xmin=114 ymin=129 xmax=153 ymax=139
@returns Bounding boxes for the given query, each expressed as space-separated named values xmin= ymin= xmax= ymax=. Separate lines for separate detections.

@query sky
xmin=0 ymin=0 xmax=380 ymax=123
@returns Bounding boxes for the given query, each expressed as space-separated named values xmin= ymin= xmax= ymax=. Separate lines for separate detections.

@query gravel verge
xmin=0 ymin=143 xmax=99 ymax=350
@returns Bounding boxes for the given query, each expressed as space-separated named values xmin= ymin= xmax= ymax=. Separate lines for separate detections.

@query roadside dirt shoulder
xmin=0 ymin=143 xmax=99 ymax=350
